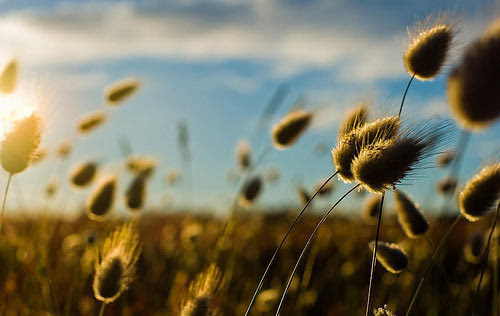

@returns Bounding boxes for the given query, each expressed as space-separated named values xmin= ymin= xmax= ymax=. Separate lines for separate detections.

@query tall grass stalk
xmin=244 ymin=171 xmax=338 ymax=316
xmin=98 ymin=302 xmax=106 ymax=316
xmin=405 ymin=215 xmax=462 ymax=316
xmin=274 ymin=183 xmax=361 ymax=316
xmin=0 ymin=174 xmax=12 ymax=236
xmin=472 ymin=201 xmax=500 ymax=315
xmin=398 ymin=73 xmax=416 ymax=117
xmin=494 ymin=235 xmax=498 ymax=316
xmin=365 ymin=192 xmax=385 ymax=316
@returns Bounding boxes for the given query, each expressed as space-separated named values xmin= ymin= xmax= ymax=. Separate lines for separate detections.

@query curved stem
xmin=365 ymin=192 xmax=385 ymax=316
xmin=244 ymin=171 xmax=338 ymax=316
xmin=472 ymin=202 xmax=500 ymax=315
xmin=405 ymin=215 xmax=462 ymax=316
xmin=98 ymin=302 xmax=106 ymax=316
xmin=0 ymin=174 xmax=13 ymax=237
xmin=275 ymin=183 xmax=361 ymax=316
xmin=398 ymin=73 xmax=416 ymax=117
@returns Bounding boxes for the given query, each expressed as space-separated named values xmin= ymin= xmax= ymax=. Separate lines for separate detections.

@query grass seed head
xmin=332 ymin=116 xmax=401 ymax=183
xmin=447 ymin=22 xmax=500 ymax=130
xmin=93 ymin=223 xmax=141 ymax=303
xmin=436 ymin=151 xmax=455 ymax=167
xmin=404 ymin=15 xmax=456 ymax=80
xmin=362 ymin=194 xmax=382 ymax=225
xmin=271 ymin=109 xmax=312 ymax=150
xmin=105 ymin=78 xmax=140 ymax=106
xmin=374 ymin=305 xmax=397 ymax=316
xmin=125 ymin=155 xmax=157 ymax=179
xmin=0 ymin=59 xmax=18 ymax=94
xmin=239 ymin=176 xmax=262 ymax=207
xmin=1 ymin=113 xmax=41 ymax=174
xmin=296 ymin=186 xmax=311 ymax=206
xmin=77 ymin=111 xmax=107 ymax=135
xmin=126 ymin=175 xmax=147 ymax=211
xmin=86 ymin=176 xmax=117 ymax=221
xmin=57 ymin=141 xmax=72 ymax=159
xmin=394 ymin=190 xmax=429 ymax=238
xmin=180 ymin=264 xmax=221 ymax=316
xmin=70 ymin=161 xmax=98 ymax=187
xmin=436 ymin=177 xmax=457 ymax=195
xmin=369 ymin=241 xmax=408 ymax=274
xmin=459 ymin=163 xmax=500 ymax=221
xmin=236 ymin=140 xmax=251 ymax=170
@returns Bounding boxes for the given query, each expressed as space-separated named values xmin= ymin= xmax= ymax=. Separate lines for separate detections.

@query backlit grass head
xmin=105 ymin=78 xmax=140 ymax=106
xmin=70 ymin=161 xmax=98 ymax=188
xmin=180 ymin=264 xmax=221 ymax=316
xmin=369 ymin=241 xmax=408 ymax=274
xmin=459 ymin=162 xmax=500 ymax=221
xmin=77 ymin=111 xmax=107 ymax=135
xmin=271 ymin=109 xmax=312 ymax=150
xmin=86 ymin=175 xmax=117 ymax=221
xmin=404 ymin=13 xmax=458 ymax=80
xmin=126 ymin=175 xmax=147 ymax=211
xmin=1 ymin=112 xmax=41 ymax=174
xmin=239 ymin=176 xmax=263 ymax=207
xmin=0 ymin=59 xmax=18 ymax=94
xmin=394 ymin=190 xmax=429 ymax=238
xmin=236 ymin=139 xmax=251 ymax=170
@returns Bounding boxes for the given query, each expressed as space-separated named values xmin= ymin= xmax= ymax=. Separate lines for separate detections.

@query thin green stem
xmin=405 ymin=215 xmax=462 ymax=316
xmin=244 ymin=171 xmax=338 ymax=316
xmin=0 ymin=173 xmax=13 ymax=237
xmin=472 ymin=202 xmax=500 ymax=316
xmin=98 ymin=302 xmax=106 ymax=316
xmin=365 ymin=192 xmax=385 ymax=316
xmin=274 ymin=183 xmax=361 ymax=316
xmin=398 ymin=73 xmax=416 ymax=117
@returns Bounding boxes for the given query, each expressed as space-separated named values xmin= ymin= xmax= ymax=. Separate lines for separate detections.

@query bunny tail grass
xmin=0 ymin=174 xmax=12 ymax=237
xmin=472 ymin=201 xmax=500 ymax=316
xmin=365 ymin=192 xmax=385 ymax=316
xmin=405 ymin=215 xmax=462 ymax=316
xmin=274 ymin=183 xmax=361 ymax=316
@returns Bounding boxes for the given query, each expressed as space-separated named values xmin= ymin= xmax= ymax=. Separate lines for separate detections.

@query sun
xmin=0 ymin=90 xmax=37 ymax=140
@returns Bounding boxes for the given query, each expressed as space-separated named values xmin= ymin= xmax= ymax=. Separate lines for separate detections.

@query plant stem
xmin=365 ymin=192 xmax=385 ymax=316
xmin=472 ymin=202 xmax=500 ymax=315
xmin=98 ymin=302 xmax=106 ymax=316
xmin=274 ymin=183 xmax=361 ymax=316
xmin=398 ymin=73 xmax=416 ymax=117
xmin=244 ymin=171 xmax=338 ymax=316
xmin=405 ymin=215 xmax=462 ymax=316
xmin=0 ymin=173 xmax=13 ymax=237
xmin=494 ymin=233 xmax=498 ymax=316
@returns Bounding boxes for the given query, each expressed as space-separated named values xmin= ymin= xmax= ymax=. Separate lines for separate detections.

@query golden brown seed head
xmin=181 ymin=264 xmax=221 ymax=316
xmin=0 ymin=59 xmax=18 ymax=94
xmin=70 ymin=161 xmax=98 ymax=187
xmin=394 ymin=190 xmax=429 ymax=238
xmin=369 ymin=241 xmax=408 ymax=274
xmin=464 ymin=232 xmax=483 ymax=264
xmin=362 ymin=194 xmax=382 ymax=225
xmin=459 ymin=163 xmax=500 ymax=221
xmin=77 ymin=111 xmax=107 ymax=135
xmin=436 ymin=177 xmax=457 ymax=195
xmin=296 ymin=186 xmax=311 ymax=206
xmin=374 ymin=305 xmax=396 ymax=316
xmin=86 ymin=176 xmax=116 ymax=221
xmin=447 ymin=24 xmax=500 ymax=130
xmin=332 ymin=116 xmax=401 ymax=183
xmin=239 ymin=176 xmax=262 ymax=207
xmin=436 ymin=151 xmax=455 ymax=167
xmin=1 ymin=113 xmax=41 ymax=174
xmin=236 ymin=140 xmax=251 ymax=170
xmin=57 ymin=141 xmax=72 ymax=158
xmin=125 ymin=155 xmax=157 ymax=179
xmin=93 ymin=223 xmax=141 ymax=303
xmin=125 ymin=175 xmax=147 ymax=211
xmin=104 ymin=78 xmax=140 ymax=106
xmin=405 ymin=22 xmax=454 ymax=80
xmin=338 ymin=103 xmax=370 ymax=138
xmin=271 ymin=110 xmax=312 ymax=150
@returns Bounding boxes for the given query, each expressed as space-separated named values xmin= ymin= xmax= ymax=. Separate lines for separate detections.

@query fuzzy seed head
xmin=332 ymin=116 xmax=401 ymax=183
xmin=447 ymin=24 xmax=500 ymax=130
xmin=0 ymin=59 xmax=18 ymax=94
xmin=362 ymin=194 xmax=382 ymax=225
xmin=1 ymin=113 xmax=41 ymax=174
xmin=125 ymin=155 xmax=157 ymax=179
xmin=126 ymin=175 xmax=147 ymax=211
xmin=394 ymin=190 xmax=429 ymax=238
xmin=236 ymin=140 xmax=251 ymax=170
xmin=70 ymin=161 xmax=98 ymax=187
xmin=436 ymin=177 xmax=457 ymax=196
xmin=105 ymin=78 xmax=140 ymax=106
xmin=374 ymin=305 xmax=396 ymax=316
xmin=93 ymin=223 xmax=141 ymax=303
xmin=86 ymin=176 xmax=116 ymax=221
xmin=436 ymin=151 xmax=455 ymax=167
xmin=459 ymin=163 xmax=500 ymax=221
xmin=181 ymin=264 xmax=221 ymax=316
xmin=239 ymin=176 xmax=262 ymax=207
xmin=369 ymin=241 xmax=408 ymax=274
xmin=352 ymin=124 xmax=445 ymax=193
xmin=77 ymin=111 xmax=107 ymax=135
xmin=405 ymin=23 xmax=454 ymax=80
xmin=57 ymin=141 xmax=72 ymax=159
xmin=271 ymin=110 xmax=312 ymax=150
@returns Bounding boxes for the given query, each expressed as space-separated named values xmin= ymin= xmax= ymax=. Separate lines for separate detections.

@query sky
xmin=0 ymin=0 xmax=499 ymax=218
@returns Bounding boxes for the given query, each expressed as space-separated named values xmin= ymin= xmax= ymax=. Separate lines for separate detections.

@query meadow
xmin=0 ymin=9 xmax=499 ymax=316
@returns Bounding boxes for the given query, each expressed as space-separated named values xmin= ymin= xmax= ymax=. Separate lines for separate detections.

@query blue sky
xmin=0 ymin=0 xmax=499 ymax=217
